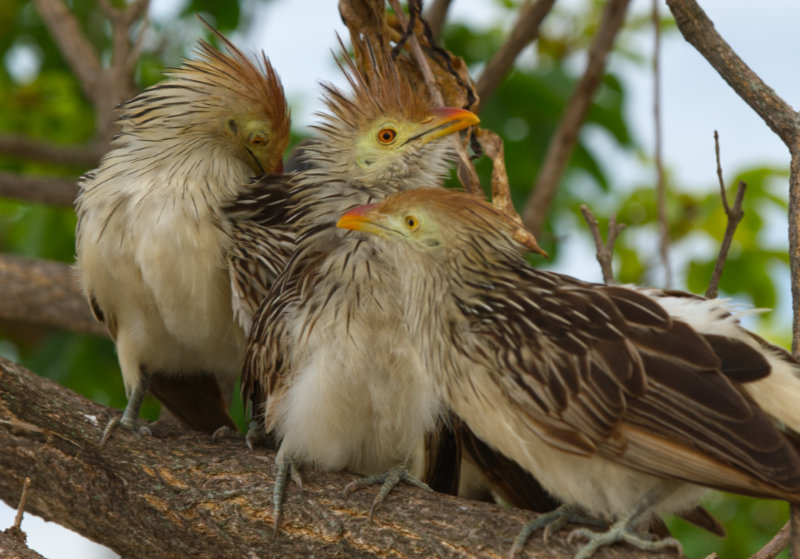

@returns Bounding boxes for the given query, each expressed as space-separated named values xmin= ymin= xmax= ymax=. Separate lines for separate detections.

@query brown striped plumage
xmin=337 ymin=187 xmax=800 ymax=556
xmin=239 ymin=38 xmax=480 ymax=522
xmin=75 ymin=31 xmax=290 ymax=437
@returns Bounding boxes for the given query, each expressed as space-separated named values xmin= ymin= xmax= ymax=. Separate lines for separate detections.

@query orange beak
xmin=336 ymin=203 xmax=383 ymax=234
xmin=406 ymin=107 xmax=480 ymax=145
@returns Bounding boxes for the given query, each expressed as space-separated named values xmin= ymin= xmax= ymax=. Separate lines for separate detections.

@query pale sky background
xmin=2 ymin=0 xmax=799 ymax=557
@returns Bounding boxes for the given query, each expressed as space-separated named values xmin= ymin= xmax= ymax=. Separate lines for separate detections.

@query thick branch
xmin=476 ymin=0 xmax=555 ymax=111
xmin=522 ymin=0 xmax=632 ymax=236
xmin=0 ymin=172 xmax=79 ymax=207
xmin=0 ymin=530 xmax=46 ymax=559
xmin=790 ymin=149 xmax=800 ymax=357
xmin=0 ymin=359 xmax=679 ymax=559
xmin=666 ymin=0 xmax=800 ymax=147
xmin=0 ymin=135 xmax=102 ymax=169
xmin=32 ymin=0 xmax=103 ymax=108
xmin=0 ymin=254 xmax=106 ymax=337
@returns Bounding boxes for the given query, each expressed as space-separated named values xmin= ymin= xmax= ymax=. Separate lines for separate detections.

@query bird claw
xmin=245 ymin=420 xmax=270 ymax=451
xmin=344 ymin=465 xmax=431 ymax=521
xmin=99 ymin=415 xmax=152 ymax=447
xmin=509 ymin=504 xmax=604 ymax=558
xmin=211 ymin=425 xmax=241 ymax=442
xmin=566 ymin=519 xmax=683 ymax=559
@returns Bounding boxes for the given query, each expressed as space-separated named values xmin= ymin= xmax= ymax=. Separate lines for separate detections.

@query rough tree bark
xmin=0 ymin=358 xmax=679 ymax=559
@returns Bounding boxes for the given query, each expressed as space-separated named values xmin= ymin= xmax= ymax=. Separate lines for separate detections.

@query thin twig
xmin=522 ymin=0 xmax=632 ymax=236
xmin=652 ymin=0 xmax=671 ymax=288
xmin=580 ymin=205 xmax=626 ymax=284
xmin=791 ymin=504 xmax=800 ymax=559
xmin=423 ymin=0 xmax=452 ymax=41
xmin=476 ymin=0 xmax=555 ymax=111
xmin=705 ymin=132 xmax=747 ymax=299
xmin=386 ymin=0 xmax=480 ymax=192
xmin=748 ymin=521 xmax=789 ymax=559
xmin=12 ymin=478 xmax=32 ymax=531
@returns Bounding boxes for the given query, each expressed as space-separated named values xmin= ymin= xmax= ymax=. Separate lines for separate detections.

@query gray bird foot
xmin=509 ymin=504 xmax=605 ymax=558
xmin=567 ymin=519 xmax=683 ymax=559
xmin=273 ymin=454 xmax=303 ymax=535
xmin=99 ymin=415 xmax=152 ymax=447
xmin=344 ymin=464 xmax=431 ymax=521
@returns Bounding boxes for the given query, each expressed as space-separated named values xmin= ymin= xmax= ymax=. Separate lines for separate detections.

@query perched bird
xmin=240 ymin=38 xmax=479 ymax=525
xmin=337 ymin=187 xmax=800 ymax=559
xmin=75 ymin=30 xmax=291 ymax=439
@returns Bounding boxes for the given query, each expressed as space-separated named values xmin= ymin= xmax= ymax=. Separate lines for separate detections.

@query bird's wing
xmin=465 ymin=267 xmax=800 ymax=500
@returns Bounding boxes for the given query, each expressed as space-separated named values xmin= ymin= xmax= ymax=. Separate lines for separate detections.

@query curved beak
xmin=405 ymin=107 xmax=480 ymax=146
xmin=336 ymin=203 xmax=386 ymax=237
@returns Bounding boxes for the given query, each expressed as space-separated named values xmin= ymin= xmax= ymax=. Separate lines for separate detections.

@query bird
xmin=336 ymin=187 xmax=800 ymax=559
xmin=75 ymin=27 xmax=291 ymax=441
xmin=239 ymin=36 xmax=480 ymax=527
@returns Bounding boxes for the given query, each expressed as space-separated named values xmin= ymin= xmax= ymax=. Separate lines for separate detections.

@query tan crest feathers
xmin=321 ymin=33 xmax=430 ymax=130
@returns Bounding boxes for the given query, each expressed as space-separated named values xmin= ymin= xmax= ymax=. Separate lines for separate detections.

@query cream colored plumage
xmin=338 ymin=187 xmax=800 ymax=558
xmin=76 ymin=32 xmax=290 ymax=436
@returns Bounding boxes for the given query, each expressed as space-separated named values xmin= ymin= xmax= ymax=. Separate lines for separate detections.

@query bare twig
xmin=748 ymin=521 xmax=789 ymax=559
xmin=423 ymin=0 xmax=452 ymax=41
xmin=652 ymin=0 xmax=671 ymax=288
xmin=791 ymin=504 xmax=800 ymax=559
xmin=522 ymin=0 xmax=632 ymax=236
xmin=476 ymin=0 xmax=555 ymax=111
xmin=386 ymin=0 xmax=481 ymax=192
xmin=12 ymin=478 xmax=31 ymax=531
xmin=580 ymin=205 xmax=625 ymax=284
xmin=791 ymin=151 xmax=800 ymax=356
xmin=706 ymin=132 xmax=747 ymax=299
xmin=0 ymin=172 xmax=80 ymax=207
xmin=0 ymin=135 xmax=102 ymax=169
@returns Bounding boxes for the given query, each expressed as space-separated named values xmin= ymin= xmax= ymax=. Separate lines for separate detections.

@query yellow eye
xmin=377 ymin=128 xmax=397 ymax=144
xmin=405 ymin=215 xmax=419 ymax=230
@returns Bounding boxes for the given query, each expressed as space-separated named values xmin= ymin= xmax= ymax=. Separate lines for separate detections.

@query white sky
xmin=3 ymin=0 xmax=799 ymax=557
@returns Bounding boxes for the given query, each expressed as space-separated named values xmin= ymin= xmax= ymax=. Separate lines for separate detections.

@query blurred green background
xmin=0 ymin=0 xmax=791 ymax=557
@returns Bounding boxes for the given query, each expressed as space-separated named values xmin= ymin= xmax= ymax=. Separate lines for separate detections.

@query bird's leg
xmin=509 ymin=503 xmax=605 ymax=557
xmin=99 ymin=372 xmax=152 ymax=446
xmin=344 ymin=463 xmax=431 ymax=521
xmin=566 ymin=485 xmax=683 ymax=559
xmin=272 ymin=446 xmax=303 ymax=535
xmin=246 ymin=419 xmax=273 ymax=450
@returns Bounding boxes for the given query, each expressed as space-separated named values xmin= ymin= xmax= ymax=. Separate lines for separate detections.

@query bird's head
xmin=311 ymin=38 xmax=478 ymax=186
xmin=336 ymin=188 xmax=546 ymax=258
xmin=126 ymin=25 xmax=290 ymax=177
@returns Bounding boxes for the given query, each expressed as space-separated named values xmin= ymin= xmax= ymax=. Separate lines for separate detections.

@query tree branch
xmin=0 ymin=172 xmax=79 ymax=207
xmin=0 ymin=254 xmax=106 ymax=338
xmin=580 ymin=205 xmax=625 ymax=284
xmin=32 ymin=0 xmax=104 ymax=109
xmin=522 ymin=0 xmax=632 ymax=236
xmin=705 ymin=132 xmax=746 ymax=299
xmin=0 ymin=358 xmax=679 ymax=559
xmin=475 ymin=0 xmax=555 ymax=111
xmin=0 ymin=135 xmax=102 ymax=169
xmin=665 ymin=0 xmax=800 ymax=148
xmin=422 ymin=0 xmax=452 ymax=41
xmin=652 ymin=0 xmax=671 ymax=288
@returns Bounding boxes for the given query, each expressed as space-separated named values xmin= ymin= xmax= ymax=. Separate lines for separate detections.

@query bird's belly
xmin=273 ymin=319 xmax=440 ymax=476
xmin=80 ymin=199 xmax=244 ymax=379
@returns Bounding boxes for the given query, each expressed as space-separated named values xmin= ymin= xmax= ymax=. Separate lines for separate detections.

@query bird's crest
xmin=317 ymin=35 xmax=430 ymax=133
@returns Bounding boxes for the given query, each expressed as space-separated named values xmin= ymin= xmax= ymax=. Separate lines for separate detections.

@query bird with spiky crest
xmin=75 ymin=25 xmax=291 ymax=441
xmin=338 ymin=186 xmax=800 ymax=559
xmin=239 ymin=36 xmax=479 ymax=527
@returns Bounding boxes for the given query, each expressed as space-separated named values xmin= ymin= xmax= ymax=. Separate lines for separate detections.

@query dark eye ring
xmin=378 ymin=128 xmax=397 ymax=144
